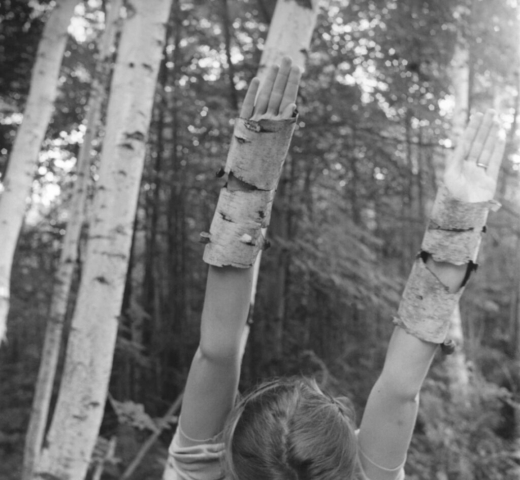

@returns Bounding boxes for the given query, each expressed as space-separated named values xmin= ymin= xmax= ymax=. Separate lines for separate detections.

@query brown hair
xmin=223 ymin=377 xmax=358 ymax=480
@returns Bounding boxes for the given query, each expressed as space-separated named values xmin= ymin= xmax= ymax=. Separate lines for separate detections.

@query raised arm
xmin=358 ymin=111 xmax=505 ymax=478
xmin=177 ymin=59 xmax=301 ymax=445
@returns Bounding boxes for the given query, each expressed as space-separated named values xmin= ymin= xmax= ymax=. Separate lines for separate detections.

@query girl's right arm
xmin=177 ymin=59 xmax=301 ymax=445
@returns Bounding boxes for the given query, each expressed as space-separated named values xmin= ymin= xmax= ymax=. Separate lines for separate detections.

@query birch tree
xmin=0 ymin=0 xmax=81 ymax=340
xmin=444 ymin=37 xmax=471 ymax=399
xmin=22 ymin=2 xmax=123 ymax=479
xmin=33 ymin=1 xmax=173 ymax=478
xmin=247 ymin=0 xmax=323 ymax=359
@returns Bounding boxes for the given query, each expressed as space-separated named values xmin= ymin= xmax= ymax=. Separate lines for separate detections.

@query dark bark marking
xmin=124 ymin=131 xmax=146 ymax=142
xmin=292 ymin=0 xmax=314 ymax=9
xmin=235 ymin=135 xmax=250 ymax=144
xmin=219 ymin=212 xmax=233 ymax=222
xmin=120 ymin=131 xmax=146 ymax=150
xmin=94 ymin=276 xmax=110 ymax=284
xmin=36 ymin=474 xmax=62 ymax=480
xmin=199 ymin=232 xmax=211 ymax=244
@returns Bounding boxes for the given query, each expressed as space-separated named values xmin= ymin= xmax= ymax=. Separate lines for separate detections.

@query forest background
xmin=1 ymin=0 xmax=520 ymax=479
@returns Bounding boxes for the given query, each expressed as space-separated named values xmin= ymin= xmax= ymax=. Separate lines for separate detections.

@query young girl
xmin=164 ymin=58 xmax=505 ymax=480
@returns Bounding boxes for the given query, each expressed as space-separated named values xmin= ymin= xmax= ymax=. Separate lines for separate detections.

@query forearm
xmin=359 ymin=258 xmax=466 ymax=469
xmin=179 ymin=266 xmax=253 ymax=443
xmin=199 ymin=265 xmax=253 ymax=358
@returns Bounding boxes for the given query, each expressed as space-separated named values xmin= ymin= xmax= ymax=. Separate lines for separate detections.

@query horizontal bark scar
xmin=219 ymin=212 xmax=233 ymax=222
xmin=227 ymin=172 xmax=260 ymax=192
xmin=234 ymin=135 xmax=251 ymax=145
xmin=428 ymin=221 xmax=475 ymax=233
xmin=94 ymin=276 xmax=110 ymax=284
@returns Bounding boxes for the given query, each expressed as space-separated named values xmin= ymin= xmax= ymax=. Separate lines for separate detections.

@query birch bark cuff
xmin=422 ymin=184 xmax=500 ymax=265
xmin=202 ymin=117 xmax=297 ymax=268
xmin=394 ymin=185 xmax=500 ymax=344
xmin=393 ymin=258 xmax=463 ymax=344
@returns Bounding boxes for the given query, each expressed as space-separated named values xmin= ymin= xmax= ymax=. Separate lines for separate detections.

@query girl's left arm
xmin=358 ymin=111 xmax=505 ymax=478
xmin=177 ymin=59 xmax=301 ymax=444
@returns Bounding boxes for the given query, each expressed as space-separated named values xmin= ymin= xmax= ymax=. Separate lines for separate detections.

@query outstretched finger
xmin=486 ymin=134 xmax=506 ymax=182
xmin=466 ymin=110 xmax=495 ymax=164
xmin=452 ymin=113 xmax=482 ymax=172
xmin=240 ymin=78 xmax=260 ymax=119
xmin=254 ymin=65 xmax=279 ymax=117
xmin=267 ymin=57 xmax=292 ymax=114
xmin=280 ymin=102 xmax=297 ymax=120
xmin=280 ymin=65 xmax=302 ymax=114
xmin=476 ymin=122 xmax=499 ymax=168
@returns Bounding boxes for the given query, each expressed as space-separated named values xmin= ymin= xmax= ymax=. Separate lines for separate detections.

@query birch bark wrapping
xmin=394 ymin=185 xmax=500 ymax=344
xmin=202 ymin=117 xmax=297 ymax=268
xmin=422 ymin=184 xmax=500 ymax=265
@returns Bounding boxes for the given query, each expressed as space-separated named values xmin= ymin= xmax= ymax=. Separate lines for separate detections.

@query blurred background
xmin=1 ymin=0 xmax=520 ymax=478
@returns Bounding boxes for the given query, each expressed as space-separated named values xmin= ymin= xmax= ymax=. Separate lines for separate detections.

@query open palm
xmin=444 ymin=110 xmax=505 ymax=203
xmin=240 ymin=57 xmax=301 ymax=122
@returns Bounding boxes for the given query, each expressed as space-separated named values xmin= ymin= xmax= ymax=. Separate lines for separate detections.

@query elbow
xmin=197 ymin=341 xmax=240 ymax=366
xmin=377 ymin=370 xmax=422 ymax=404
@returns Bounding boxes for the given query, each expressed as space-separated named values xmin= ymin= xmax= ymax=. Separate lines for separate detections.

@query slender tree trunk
xmin=441 ymin=38 xmax=471 ymax=405
xmin=21 ymin=3 xmax=123 ymax=478
xmin=0 ymin=0 xmax=81 ymax=340
xmin=445 ymin=33 xmax=473 ymax=480
xmin=33 ymin=2 xmax=173 ymax=478
xmin=221 ymin=0 xmax=239 ymax=112
xmin=248 ymin=0 xmax=323 ymax=368
xmin=166 ymin=0 xmax=185 ymax=373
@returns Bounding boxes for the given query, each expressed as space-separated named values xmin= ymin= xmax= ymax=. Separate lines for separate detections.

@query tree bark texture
xmin=33 ymin=1 xmax=173 ymax=478
xmin=444 ymin=35 xmax=470 ymax=401
xmin=21 ymin=3 xmax=123 ymax=478
xmin=248 ymin=0 xmax=322 ymax=368
xmin=0 ymin=0 xmax=81 ymax=341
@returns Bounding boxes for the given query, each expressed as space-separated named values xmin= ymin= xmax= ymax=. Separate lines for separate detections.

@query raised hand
xmin=240 ymin=57 xmax=301 ymax=121
xmin=444 ymin=110 xmax=506 ymax=203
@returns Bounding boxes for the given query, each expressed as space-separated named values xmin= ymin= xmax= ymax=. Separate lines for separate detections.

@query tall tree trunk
xmin=444 ymin=33 xmax=472 ymax=480
xmin=0 ymin=0 xmax=81 ymax=341
xmin=445 ymin=38 xmax=470 ymax=400
xmin=248 ymin=0 xmax=323 ymax=369
xmin=33 ymin=1 xmax=173 ymax=478
xmin=21 ymin=3 xmax=123 ymax=478
xmin=221 ymin=0 xmax=239 ymax=112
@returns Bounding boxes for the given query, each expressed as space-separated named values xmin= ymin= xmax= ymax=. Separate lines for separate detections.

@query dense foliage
xmin=1 ymin=0 xmax=520 ymax=478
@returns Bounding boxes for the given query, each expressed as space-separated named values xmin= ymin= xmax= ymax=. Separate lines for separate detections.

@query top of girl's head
xmin=224 ymin=377 xmax=359 ymax=480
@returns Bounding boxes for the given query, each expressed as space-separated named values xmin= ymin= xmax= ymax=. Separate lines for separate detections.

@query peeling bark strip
xmin=203 ymin=188 xmax=274 ymax=268
xmin=225 ymin=117 xmax=297 ymax=190
xmin=203 ymin=116 xmax=296 ymax=268
xmin=393 ymin=257 xmax=464 ymax=344
xmin=422 ymin=184 xmax=501 ymax=264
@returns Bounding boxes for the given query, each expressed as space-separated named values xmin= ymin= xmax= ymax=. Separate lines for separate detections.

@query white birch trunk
xmin=446 ymin=36 xmax=472 ymax=480
xmin=22 ymin=2 xmax=123 ymax=479
xmin=33 ymin=1 xmax=172 ymax=478
xmin=514 ymin=12 xmax=520 ymax=472
xmin=0 ymin=0 xmax=81 ymax=341
xmin=246 ymin=0 xmax=323 ymax=350
xmin=445 ymin=38 xmax=470 ymax=400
